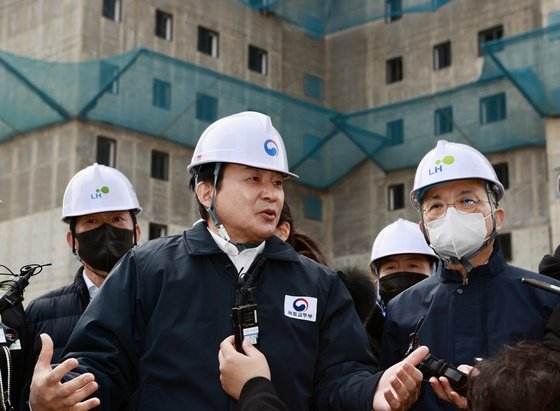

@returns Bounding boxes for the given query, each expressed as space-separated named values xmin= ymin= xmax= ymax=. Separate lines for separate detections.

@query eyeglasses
xmin=422 ymin=197 xmax=489 ymax=221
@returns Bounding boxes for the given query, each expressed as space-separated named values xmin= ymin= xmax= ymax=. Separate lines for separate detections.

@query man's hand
xmin=218 ymin=335 xmax=271 ymax=400
xmin=372 ymin=345 xmax=428 ymax=411
xmin=430 ymin=364 xmax=474 ymax=410
xmin=29 ymin=333 xmax=100 ymax=411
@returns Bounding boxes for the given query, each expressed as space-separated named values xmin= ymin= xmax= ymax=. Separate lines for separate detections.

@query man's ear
xmin=195 ymin=181 xmax=214 ymax=209
xmin=418 ymin=220 xmax=426 ymax=235
xmin=419 ymin=220 xmax=431 ymax=243
xmin=135 ymin=224 xmax=142 ymax=243
xmin=66 ymin=230 xmax=76 ymax=252
xmin=494 ymin=208 xmax=505 ymax=231
xmin=275 ymin=221 xmax=290 ymax=242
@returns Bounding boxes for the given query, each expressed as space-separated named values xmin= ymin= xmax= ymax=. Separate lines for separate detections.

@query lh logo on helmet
xmin=429 ymin=155 xmax=455 ymax=175
xmin=264 ymin=139 xmax=279 ymax=157
xmin=91 ymin=186 xmax=110 ymax=200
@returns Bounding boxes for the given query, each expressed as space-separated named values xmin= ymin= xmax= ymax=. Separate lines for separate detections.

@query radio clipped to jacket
xmin=232 ymin=303 xmax=259 ymax=352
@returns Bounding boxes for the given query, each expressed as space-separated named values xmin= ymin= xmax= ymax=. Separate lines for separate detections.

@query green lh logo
xmin=91 ymin=186 xmax=110 ymax=199
xmin=429 ymin=155 xmax=455 ymax=175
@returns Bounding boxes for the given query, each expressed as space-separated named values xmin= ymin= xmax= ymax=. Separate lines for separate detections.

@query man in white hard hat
xmin=29 ymin=112 xmax=427 ymax=411
xmin=25 ymin=163 xmax=142 ymax=364
xmin=370 ymin=218 xmax=438 ymax=311
xmin=366 ymin=218 xmax=439 ymax=355
xmin=379 ymin=140 xmax=560 ymax=410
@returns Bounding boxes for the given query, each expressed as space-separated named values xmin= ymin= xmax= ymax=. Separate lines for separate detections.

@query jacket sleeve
xmin=24 ymin=300 xmax=41 ymax=365
xmin=61 ymin=250 xmax=148 ymax=410
xmin=379 ymin=304 xmax=406 ymax=369
xmin=238 ymin=377 xmax=288 ymax=411
xmin=312 ymin=275 xmax=382 ymax=411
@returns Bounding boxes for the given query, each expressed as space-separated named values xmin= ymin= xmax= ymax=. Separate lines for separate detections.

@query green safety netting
xmin=236 ymin=0 xmax=452 ymax=38
xmin=482 ymin=22 xmax=560 ymax=117
xmin=338 ymin=71 xmax=544 ymax=173
xmin=0 ymin=21 xmax=553 ymax=189
xmin=0 ymin=48 xmax=347 ymax=188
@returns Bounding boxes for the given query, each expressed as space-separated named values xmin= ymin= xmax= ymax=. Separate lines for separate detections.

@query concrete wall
xmin=0 ymin=0 xmax=83 ymax=60
xmin=0 ymin=123 xmax=78 ymax=300
xmin=327 ymin=0 xmax=542 ymax=111
xmin=540 ymin=0 xmax=560 ymax=26
xmin=0 ymin=124 xmax=76 ymax=222
xmin=546 ymin=118 xmax=560 ymax=252
xmin=0 ymin=209 xmax=72 ymax=302
xmin=479 ymin=147 xmax=549 ymax=271
xmin=0 ymin=0 xmax=324 ymax=103
xmin=79 ymin=0 xmax=325 ymax=102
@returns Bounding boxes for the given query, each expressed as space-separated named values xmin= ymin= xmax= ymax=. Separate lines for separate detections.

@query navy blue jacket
xmin=380 ymin=248 xmax=560 ymax=411
xmin=238 ymin=377 xmax=288 ymax=411
xmin=26 ymin=268 xmax=89 ymax=363
xmin=62 ymin=222 xmax=381 ymax=410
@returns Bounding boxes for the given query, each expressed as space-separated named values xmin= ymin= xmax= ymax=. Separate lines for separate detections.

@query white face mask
xmin=425 ymin=207 xmax=491 ymax=262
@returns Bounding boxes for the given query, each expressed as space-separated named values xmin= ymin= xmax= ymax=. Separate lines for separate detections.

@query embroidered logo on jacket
xmin=284 ymin=295 xmax=317 ymax=322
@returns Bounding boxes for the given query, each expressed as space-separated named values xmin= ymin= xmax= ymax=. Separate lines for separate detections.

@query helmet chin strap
xmin=421 ymin=186 xmax=498 ymax=273
xmin=78 ymin=256 xmax=108 ymax=280
xmin=205 ymin=162 xmax=231 ymax=242
xmin=446 ymin=234 xmax=494 ymax=273
xmin=71 ymin=245 xmax=109 ymax=280
xmin=370 ymin=265 xmax=387 ymax=318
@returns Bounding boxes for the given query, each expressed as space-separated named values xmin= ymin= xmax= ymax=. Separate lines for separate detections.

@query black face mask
xmin=379 ymin=272 xmax=429 ymax=306
xmin=75 ymin=224 xmax=135 ymax=273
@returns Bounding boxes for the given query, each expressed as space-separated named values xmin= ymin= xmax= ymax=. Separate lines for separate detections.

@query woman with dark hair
xmin=275 ymin=202 xmax=328 ymax=266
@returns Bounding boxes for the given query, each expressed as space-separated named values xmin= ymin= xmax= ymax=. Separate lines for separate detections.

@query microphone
xmin=0 ymin=264 xmax=51 ymax=314
xmin=521 ymin=277 xmax=560 ymax=296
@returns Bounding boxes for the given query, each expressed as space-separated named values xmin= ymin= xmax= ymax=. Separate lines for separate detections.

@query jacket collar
xmin=74 ymin=266 xmax=91 ymax=305
xmin=183 ymin=220 xmax=300 ymax=263
xmin=439 ymin=247 xmax=506 ymax=283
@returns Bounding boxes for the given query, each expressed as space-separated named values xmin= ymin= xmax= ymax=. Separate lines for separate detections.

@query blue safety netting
xmin=236 ymin=0 xmax=452 ymax=38
xmin=338 ymin=75 xmax=544 ymax=174
xmin=0 ymin=48 xmax=349 ymax=188
xmin=0 ymin=21 xmax=554 ymax=188
xmin=482 ymin=22 xmax=560 ymax=117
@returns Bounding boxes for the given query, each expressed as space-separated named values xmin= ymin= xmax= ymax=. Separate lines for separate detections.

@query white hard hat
xmin=370 ymin=218 xmax=437 ymax=265
xmin=62 ymin=163 xmax=142 ymax=223
xmin=187 ymin=111 xmax=298 ymax=178
xmin=410 ymin=140 xmax=505 ymax=210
